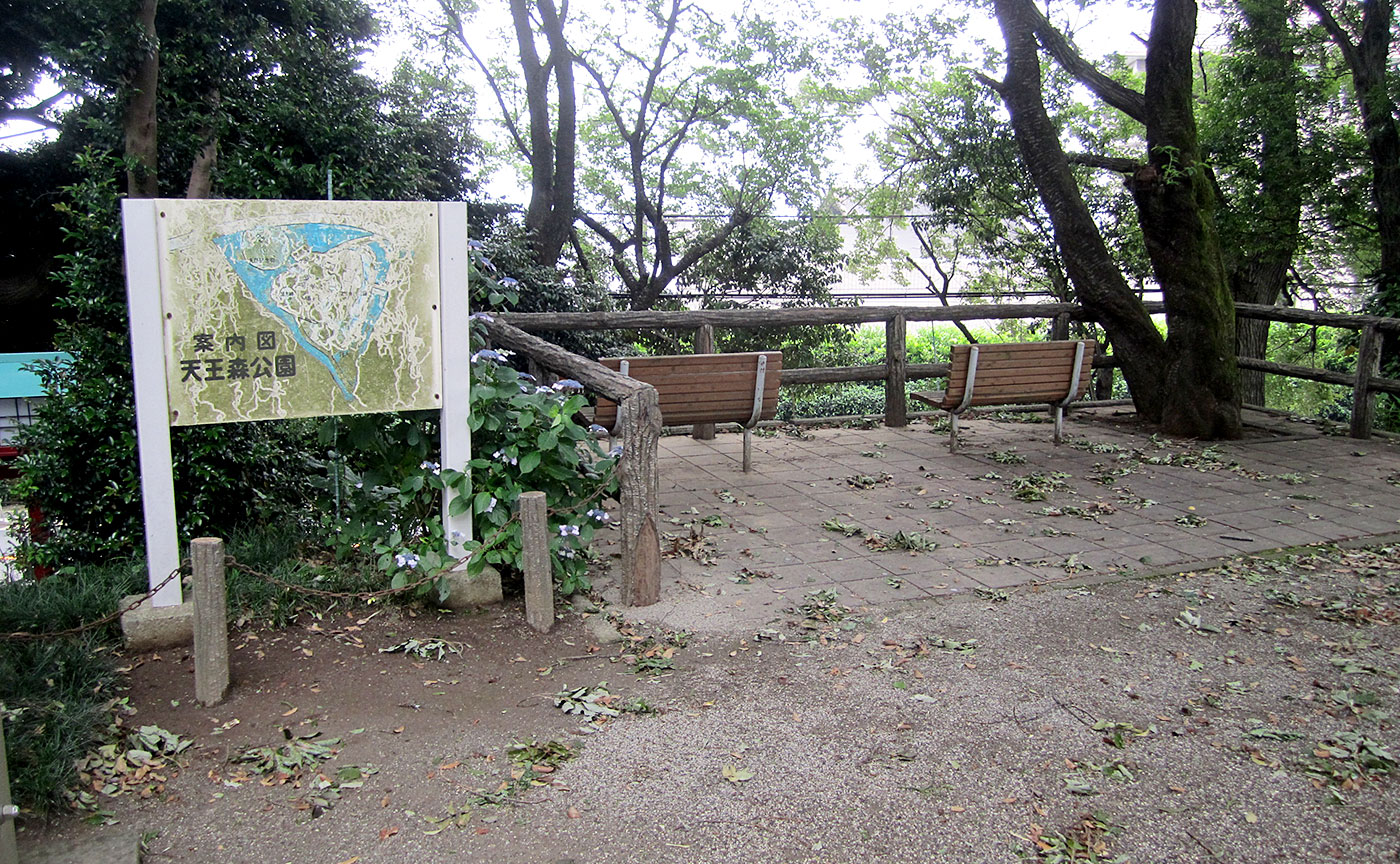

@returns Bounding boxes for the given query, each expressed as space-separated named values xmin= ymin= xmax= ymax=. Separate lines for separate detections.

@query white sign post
xmin=122 ymin=199 xmax=471 ymax=605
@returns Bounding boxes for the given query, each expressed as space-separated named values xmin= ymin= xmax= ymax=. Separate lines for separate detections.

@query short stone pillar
xmin=191 ymin=537 xmax=230 ymax=706
xmin=521 ymin=492 xmax=553 ymax=633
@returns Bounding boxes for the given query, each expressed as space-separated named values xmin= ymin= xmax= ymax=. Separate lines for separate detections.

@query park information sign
xmin=159 ymin=200 xmax=443 ymax=425
xmin=123 ymin=200 xmax=471 ymax=606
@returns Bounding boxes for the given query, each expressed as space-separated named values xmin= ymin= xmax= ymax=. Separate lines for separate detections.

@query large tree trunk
xmin=185 ymin=87 xmax=220 ymax=199
xmin=1224 ymin=0 xmax=1302 ymax=407
xmin=123 ymin=0 xmax=159 ymax=198
xmin=1304 ymin=0 xmax=1400 ymax=371
xmin=512 ymin=0 xmax=576 ymax=268
xmin=990 ymin=0 xmax=1169 ymax=423
xmin=1132 ymin=0 xmax=1241 ymax=438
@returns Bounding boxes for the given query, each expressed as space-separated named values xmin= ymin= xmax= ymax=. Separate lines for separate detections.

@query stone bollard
xmin=521 ymin=492 xmax=553 ymax=633
xmin=192 ymin=537 xmax=230 ymax=706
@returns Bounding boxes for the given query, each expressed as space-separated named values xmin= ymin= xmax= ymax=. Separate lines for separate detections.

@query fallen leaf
xmin=1244 ymin=811 xmax=1258 ymax=824
xmin=722 ymin=764 xmax=755 ymax=783
xmin=392 ymin=726 xmax=405 ymax=735
xmin=379 ymin=826 xmax=399 ymax=841
xmin=566 ymin=806 xmax=582 ymax=819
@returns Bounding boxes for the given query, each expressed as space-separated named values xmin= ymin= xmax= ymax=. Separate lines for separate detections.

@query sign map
xmin=157 ymin=200 xmax=442 ymax=425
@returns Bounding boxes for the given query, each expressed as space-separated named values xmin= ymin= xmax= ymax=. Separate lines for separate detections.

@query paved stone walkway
xmin=597 ymin=408 xmax=1400 ymax=633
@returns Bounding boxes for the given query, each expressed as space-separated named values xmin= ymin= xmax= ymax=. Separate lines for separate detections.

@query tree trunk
xmin=1224 ymin=0 xmax=1302 ymax=407
xmin=185 ymin=87 xmax=220 ymax=199
xmin=1304 ymin=0 xmax=1400 ymax=371
xmin=512 ymin=0 xmax=576 ymax=268
xmin=1131 ymin=0 xmax=1241 ymax=439
xmin=123 ymin=0 xmax=159 ymax=198
xmin=990 ymin=0 xmax=1169 ymax=422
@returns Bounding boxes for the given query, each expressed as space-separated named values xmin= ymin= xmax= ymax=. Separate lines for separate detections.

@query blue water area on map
xmin=213 ymin=223 xmax=396 ymax=403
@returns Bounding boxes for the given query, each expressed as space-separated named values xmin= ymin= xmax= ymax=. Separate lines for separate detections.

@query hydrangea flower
xmin=609 ymin=445 xmax=624 ymax=458
xmin=558 ymin=524 xmax=581 ymax=537
xmin=394 ymin=552 xmax=420 ymax=569
xmin=467 ymin=238 xmax=485 ymax=250
xmin=558 ymin=547 xmax=577 ymax=559
xmin=491 ymin=449 xmax=519 ymax=466
xmin=587 ymin=508 xmax=611 ymax=523
xmin=419 ymin=460 xmax=441 ymax=474
xmin=480 ymin=256 xmax=497 ymax=272
xmin=500 ymin=276 xmax=519 ymax=288
xmin=553 ymin=378 xmax=584 ymax=391
xmin=469 ymin=312 xmax=495 ymax=323
xmin=588 ymin=424 xmax=608 ymax=435
xmin=472 ymin=349 xmax=506 ymax=363
xmin=482 ymin=497 xmax=497 ymax=514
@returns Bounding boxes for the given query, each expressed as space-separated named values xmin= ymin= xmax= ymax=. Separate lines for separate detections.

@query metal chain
xmin=223 ymin=474 xmax=620 ymax=600
xmin=0 ymin=563 xmax=187 ymax=643
xmin=0 ymin=475 xmax=622 ymax=638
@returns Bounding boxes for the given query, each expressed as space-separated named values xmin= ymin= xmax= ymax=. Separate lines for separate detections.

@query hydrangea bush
xmin=339 ymin=246 xmax=619 ymax=598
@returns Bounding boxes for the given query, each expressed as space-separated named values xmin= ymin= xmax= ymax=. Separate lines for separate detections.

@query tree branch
xmin=1012 ymin=0 xmax=1146 ymax=122
xmin=1067 ymin=152 xmax=1139 ymax=173
xmin=438 ymin=0 xmax=530 ymax=158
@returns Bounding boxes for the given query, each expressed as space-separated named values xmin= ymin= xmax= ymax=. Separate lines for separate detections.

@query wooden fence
xmin=486 ymin=302 xmax=1400 ymax=606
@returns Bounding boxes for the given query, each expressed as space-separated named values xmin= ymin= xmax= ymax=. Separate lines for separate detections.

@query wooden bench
xmin=912 ymin=341 xmax=1096 ymax=451
xmin=593 ymin=351 xmax=782 ymax=472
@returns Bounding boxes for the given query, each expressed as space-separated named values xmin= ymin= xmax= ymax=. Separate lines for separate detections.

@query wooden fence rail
xmin=498 ymin=301 xmax=1400 ymax=441
xmin=487 ymin=302 xmax=1400 ymax=606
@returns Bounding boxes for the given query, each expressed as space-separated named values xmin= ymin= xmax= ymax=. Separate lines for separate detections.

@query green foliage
xmin=0 ymin=636 xmax=119 ymax=813
xmin=317 ymin=254 xmax=620 ymax=597
xmin=0 ymin=565 xmax=135 ymax=818
xmin=452 ymin=334 xmax=618 ymax=596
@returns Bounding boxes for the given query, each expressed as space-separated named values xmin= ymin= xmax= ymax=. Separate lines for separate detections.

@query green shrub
xmin=0 ymin=560 xmax=139 ymax=814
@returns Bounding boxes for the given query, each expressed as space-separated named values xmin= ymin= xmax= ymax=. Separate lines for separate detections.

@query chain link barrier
xmin=0 ymin=473 xmax=622 ymax=641
xmin=0 ymin=562 xmax=187 ymax=643
xmin=222 ymin=476 xmax=618 ymax=600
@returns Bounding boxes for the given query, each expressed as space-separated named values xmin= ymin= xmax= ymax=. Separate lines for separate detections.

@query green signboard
xmin=158 ymin=200 xmax=442 ymax=425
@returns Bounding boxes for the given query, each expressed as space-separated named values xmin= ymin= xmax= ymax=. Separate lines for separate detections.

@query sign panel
xmin=157 ymin=200 xmax=442 ymax=425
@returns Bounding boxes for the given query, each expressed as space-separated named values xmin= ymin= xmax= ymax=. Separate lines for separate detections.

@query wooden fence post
xmin=885 ymin=313 xmax=907 ymax=427
xmin=618 ymin=387 xmax=661 ymax=606
xmin=692 ymin=324 xmax=716 ymax=441
xmin=520 ymin=492 xmax=553 ymax=633
xmin=1350 ymin=323 xmax=1381 ymax=439
xmin=1 ymin=715 xmax=17 ymax=864
xmin=192 ymin=537 xmax=229 ymax=706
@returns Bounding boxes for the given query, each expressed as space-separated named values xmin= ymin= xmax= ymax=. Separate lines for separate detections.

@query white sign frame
xmin=123 ymin=199 xmax=472 ymax=606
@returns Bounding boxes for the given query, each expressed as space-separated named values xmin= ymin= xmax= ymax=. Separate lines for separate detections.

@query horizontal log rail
xmin=498 ymin=302 xmax=1400 ymax=440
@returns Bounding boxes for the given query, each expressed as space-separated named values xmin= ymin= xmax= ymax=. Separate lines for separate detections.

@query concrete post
xmin=1350 ymin=323 xmax=1380 ymax=440
xmin=521 ymin=492 xmax=553 ymax=633
xmin=192 ymin=537 xmax=230 ymax=706
xmin=692 ymin=324 xmax=716 ymax=441
xmin=885 ymin=314 xmax=908 ymax=427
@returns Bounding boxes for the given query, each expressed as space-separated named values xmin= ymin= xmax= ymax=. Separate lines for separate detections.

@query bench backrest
xmin=940 ymin=341 xmax=1096 ymax=409
xmin=593 ymin=352 xmax=783 ymax=429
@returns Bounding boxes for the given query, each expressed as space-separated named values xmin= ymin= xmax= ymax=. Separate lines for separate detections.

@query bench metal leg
xmin=1053 ymin=405 xmax=1064 ymax=445
xmin=948 ymin=412 xmax=960 ymax=452
xmin=743 ymin=427 xmax=753 ymax=473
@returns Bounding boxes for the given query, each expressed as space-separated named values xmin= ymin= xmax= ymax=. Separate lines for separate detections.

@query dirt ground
xmin=18 ymin=537 xmax=1400 ymax=864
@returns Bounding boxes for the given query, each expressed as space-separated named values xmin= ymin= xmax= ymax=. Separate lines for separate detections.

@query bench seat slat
xmin=593 ymin=351 xmax=783 ymax=431
xmin=916 ymin=340 xmax=1096 ymax=450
